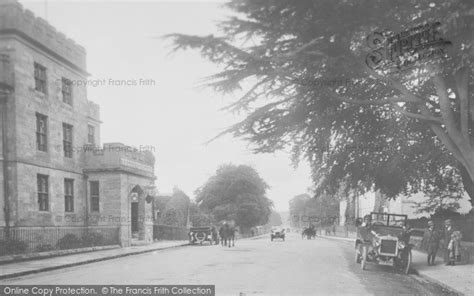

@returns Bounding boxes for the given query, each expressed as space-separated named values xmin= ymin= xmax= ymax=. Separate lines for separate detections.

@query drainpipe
xmin=83 ymin=174 xmax=89 ymax=234
xmin=1 ymin=91 xmax=10 ymax=239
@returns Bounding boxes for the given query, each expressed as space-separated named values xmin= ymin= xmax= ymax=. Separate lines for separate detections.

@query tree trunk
xmin=459 ymin=164 xmax=474 ymax=208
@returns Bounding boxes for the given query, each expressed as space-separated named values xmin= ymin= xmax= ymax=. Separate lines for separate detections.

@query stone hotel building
xmin=0 ymin=0 xmax=156 ymax=249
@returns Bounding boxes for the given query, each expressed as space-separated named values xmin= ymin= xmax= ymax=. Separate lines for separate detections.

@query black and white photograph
xmin=0 ymin=0 xmax=473 ymax=295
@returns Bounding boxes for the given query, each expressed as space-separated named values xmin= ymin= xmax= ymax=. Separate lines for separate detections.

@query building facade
xmin=0 ymin=0 xmax=155 ymax=249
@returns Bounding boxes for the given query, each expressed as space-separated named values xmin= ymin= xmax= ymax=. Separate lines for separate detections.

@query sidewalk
xmin=411 ymin=250 xmax=473 ymax=296
xmin=318 ymin=234 xmax=473 ymax=296
xmin=0 ymin=240 xmax=188 ymax=281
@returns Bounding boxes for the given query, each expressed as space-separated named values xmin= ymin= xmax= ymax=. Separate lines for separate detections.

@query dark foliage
xmin=82 ymin=232 xmax=105 ymax=247
xmin=168 ymin=0 xmax=474 ymax=206
xmin=57 ymin=234 xmax=82 ymax=250
xmin=0 ymin=239 xmax=28 ymax=255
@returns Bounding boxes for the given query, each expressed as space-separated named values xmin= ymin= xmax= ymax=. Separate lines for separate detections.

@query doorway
xmin=131 ymin=202 xmax=139 ymax=237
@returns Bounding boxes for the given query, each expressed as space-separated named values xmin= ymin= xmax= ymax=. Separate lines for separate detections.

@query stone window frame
xmin=90 ymin=181 xmax=100 ymax=212
xmin=61 ymin=77 xmax=73 ymax=106
xmin=37 ymin=174 xmax=49 ymax=211
xmin=34 ymin=62 xmax=47 ymax=94
xmin=36 ymin=112 xmax=48 ymax=152
xmin=87 ymin=124 xmax=95 ymax=145
xmin=64 ymin=178 xmax=74 ymax=212
xmin=62 ymin=123 xmax=73 ymax=158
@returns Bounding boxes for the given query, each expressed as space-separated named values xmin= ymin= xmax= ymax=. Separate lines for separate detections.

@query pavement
xmin=0 ymin=240 xmax=188 ymax=280
xmin=0 ymin=233 xmax=460 ymax=295
xmin=410 ymin=250 xmax=474 ymax=296
xmin=319 ymin=233 xmax=473 ymax=296
xmin=0 ymin=245 xmax=121 ymax=264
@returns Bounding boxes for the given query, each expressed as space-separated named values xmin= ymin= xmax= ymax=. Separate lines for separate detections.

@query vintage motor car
xmin=188 ymin=226 xmax=218 ymax=245
xmin=354 ymin=212 xmax=412 ymax=274
xmin=271 ymin=227 xmax=286 ymax=241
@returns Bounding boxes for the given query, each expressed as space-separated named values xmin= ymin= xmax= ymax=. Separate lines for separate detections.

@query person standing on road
xmin=219 ymin=222 xmax=227 ymax=246
xmin=447 ymin=230 xmax=462 ymax=266
xmin=443 ymin=219 xmax=462 ymax=265
xmin=421 ymin=220 xmax=441 ymax=265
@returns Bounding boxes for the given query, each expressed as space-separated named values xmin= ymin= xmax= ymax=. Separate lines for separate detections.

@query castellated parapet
xmin=0 ymin=0 xmax=86 ymax=73
xmin=87 ymin=101 xmax=101 ymax=122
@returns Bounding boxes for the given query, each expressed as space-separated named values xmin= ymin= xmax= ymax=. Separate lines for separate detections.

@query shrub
xmin=57 ymin=234 xmax=82 ymax=250
xmin=82 ymin=232 xmax=104 ymax=247
xmin=35 ymin=244 xmax=55 ymax=252
xmin=0 ymin=239 xmax=28 ymax=256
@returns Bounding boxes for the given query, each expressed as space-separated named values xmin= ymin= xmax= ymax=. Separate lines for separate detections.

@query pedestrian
xmin=443 ymin=219 xmax=462 ymax=265
xmin=447 ymin=230 xmax=462 ymax=266
xmin=219 ymin=222 xmax=227 ymax=247
xmin=421 ymin=220 xmax=440 ymax=265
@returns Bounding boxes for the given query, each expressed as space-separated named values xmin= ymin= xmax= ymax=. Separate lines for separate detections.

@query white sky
xmin=20 ymin=0 xmax=313 ymax=211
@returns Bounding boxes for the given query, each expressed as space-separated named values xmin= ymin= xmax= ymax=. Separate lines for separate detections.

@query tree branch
xmin=328 ymin=91 xmax=415 ymax=105
xmin=277 ymin=37 xmax=324 ymax=59
xmin=391 ymin=104 xmax=443 ymax=124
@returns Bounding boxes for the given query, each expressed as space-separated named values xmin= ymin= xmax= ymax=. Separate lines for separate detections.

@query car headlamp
xmin=398 ymin=241 xmax=406 ymax=249
xmin=374 ymin=237 xmax=381 ymax=246
xmin=371 ymin=231 xmax=381 ymax=246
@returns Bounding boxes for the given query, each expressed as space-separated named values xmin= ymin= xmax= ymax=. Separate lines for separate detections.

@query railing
xmin=0 ymin=226 xmax=120 ymax=253
xmin=153 ymin=224 xmax=188 ymax=241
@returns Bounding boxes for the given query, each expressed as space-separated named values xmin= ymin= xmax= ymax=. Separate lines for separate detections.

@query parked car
xmin=189 ymin=226 xmax=218 ymax=245
xmin=271 ymin=227 xmax=286 ymax=241
xmin=354 ymin=212 xmax=412 ymax=274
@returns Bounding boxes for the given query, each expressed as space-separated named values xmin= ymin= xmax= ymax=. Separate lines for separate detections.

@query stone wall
xmin=0 ymin=1 xmax=156 ymax=249
xmin=2 ymin=36 xmax=100 ymax=226
xmin=0 ymin=0 xmax=103 ymax=228
xmin=14 ymin=162 xmax=86 ymax=226
xmin=0 ymin=0 xmax=86 ymax=72
xmin=82 ymin=171 xmax=154 ymax=247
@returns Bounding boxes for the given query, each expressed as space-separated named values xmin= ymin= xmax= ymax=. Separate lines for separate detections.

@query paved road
xmin=1 ymin=233 xmax=458 ymax=295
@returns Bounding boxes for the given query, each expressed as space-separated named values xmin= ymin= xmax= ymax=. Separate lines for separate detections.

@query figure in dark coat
xmin=421 ymin=220 xmax=441 ymax=265
xmin=219 ymin=223 xmax=227 ymax=246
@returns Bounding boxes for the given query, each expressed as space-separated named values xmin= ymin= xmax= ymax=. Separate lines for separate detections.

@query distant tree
xmin=160 ymin=187 xmax=191 ymax=226
xmin=289 ymin=194 xmax=311 ymax=227
xmin=162 ymin=208 xmax=182 ymax=227
xmin=306 ymin=194 xmax=340 ymax=226
xmin=195 ymin=164 xmax=273 ymax=231
xmin=289 ymin=192 xmax=339 ymax=226
xmin=168 ymin=0 xmax=474 ymax=206
xmin=266 ymin=211 xmax=283 ymax=227
xmin=289 ymin=194 xmax=311 ymax=216
xmin=189 ymin=203 xmax=212 ymax=227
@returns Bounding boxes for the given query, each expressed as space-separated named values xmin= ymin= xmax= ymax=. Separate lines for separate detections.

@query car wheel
xmin=361 ymin=245 xmax=368 ymax=270
xmin=195 ymin=232 xmax=206 ymax=244
xmin=355 ymin=245 xmax=361 ymax=264
xmin=400 ymin=249 xmax=412 ymax=275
